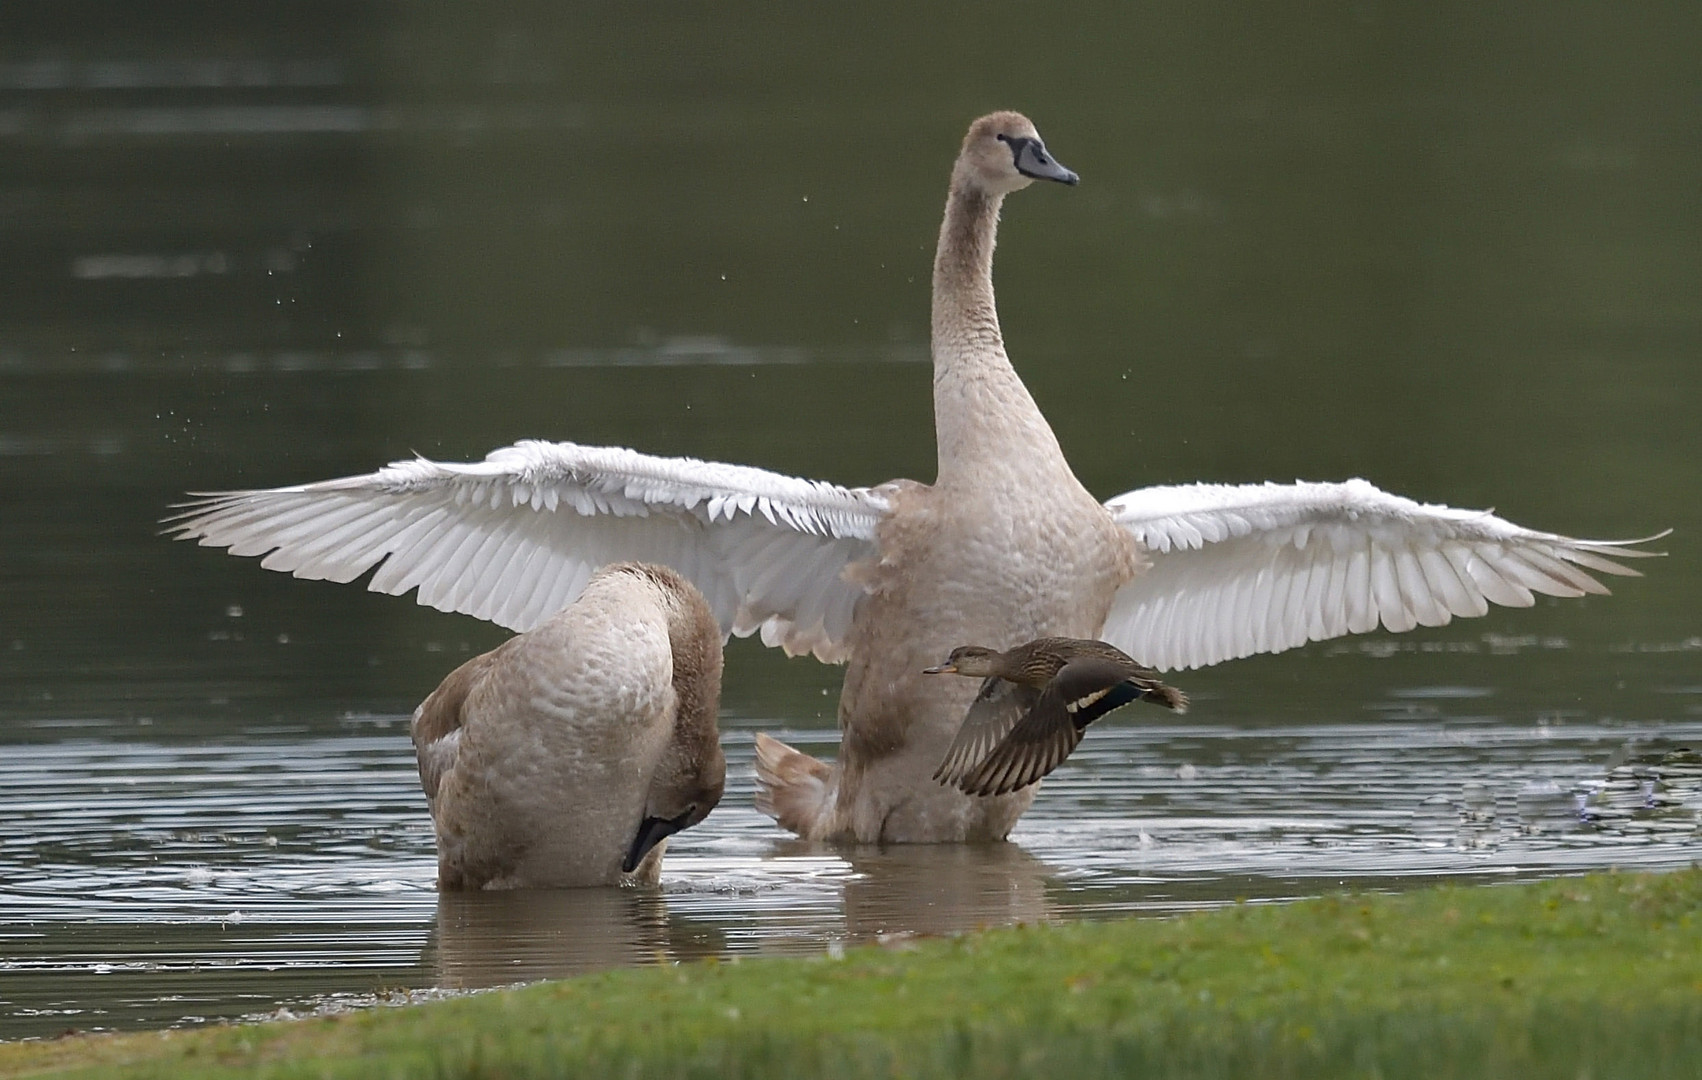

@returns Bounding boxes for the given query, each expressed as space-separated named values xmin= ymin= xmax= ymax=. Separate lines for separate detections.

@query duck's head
xmin=955 ymin=111 xmax=1078 ymax=196
xmin=923 ymin=645 xmax=1003 ymax=678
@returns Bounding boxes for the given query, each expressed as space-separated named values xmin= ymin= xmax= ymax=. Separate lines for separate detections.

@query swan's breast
xmin=878 ymin=477 xmax=1134 ymax=640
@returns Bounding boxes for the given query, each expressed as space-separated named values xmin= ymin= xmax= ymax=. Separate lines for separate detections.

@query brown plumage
xmin=413 ymin=562 xmax=725 ymax=889
xmin=751 ymin=110 xmax=1135 ymax=843
xmin=926 ymin=637 xmax=1188 ymax=797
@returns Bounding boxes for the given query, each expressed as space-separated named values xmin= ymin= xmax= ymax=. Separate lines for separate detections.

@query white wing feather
xmin=166 ymin=440 xmax=889 ymax=662
xmin=1102 ymin=478 xmax=1667 ymax=672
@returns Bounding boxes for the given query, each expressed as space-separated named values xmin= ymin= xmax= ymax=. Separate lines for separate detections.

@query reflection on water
xmin=3 ymin=713 xmax=1698 ymax=1039
xmin=431 ymin=888 xmax=702 ymax=989
xmin=836 ymin=843 xmax=1057 ymax=940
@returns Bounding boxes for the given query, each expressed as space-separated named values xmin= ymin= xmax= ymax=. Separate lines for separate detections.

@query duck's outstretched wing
xmin=165 ymin=439 xmax=891 ymax=662
xmin=1100 ymin=479 xmax=1669 ymax=672
xmin=933 ymin=677 xmax=1043 ymax=789
xmin=953 ymin=684 xmax=1084 ymax=797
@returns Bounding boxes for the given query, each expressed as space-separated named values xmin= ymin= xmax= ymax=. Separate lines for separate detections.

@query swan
xmin=924 ymin=638 xmax=1189 ymax=798
xmin=412 ymin=562 xmax=724 ymax=888
xmin=167 ymin=111 xmax=1666 ymax=844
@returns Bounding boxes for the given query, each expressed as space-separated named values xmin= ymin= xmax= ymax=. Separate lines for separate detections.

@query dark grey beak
xmin=1010 ymin=136 xmax=1079 ymax=186
xmin=622 ymin=807 xmax=694 ymax=874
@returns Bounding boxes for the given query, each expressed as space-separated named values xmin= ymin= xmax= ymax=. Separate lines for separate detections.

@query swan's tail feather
xmin=753 ymin=732 xmax=838 ymax=840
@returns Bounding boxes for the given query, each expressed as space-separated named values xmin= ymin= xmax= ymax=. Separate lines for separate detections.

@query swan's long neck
xmin=930 ymin=179 xmax=1070 ymax=486
xmin=662 ymin=584 xmax=722 ymax=741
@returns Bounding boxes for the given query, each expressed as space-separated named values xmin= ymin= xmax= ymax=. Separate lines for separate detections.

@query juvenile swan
xmin=924 ymin=638 xmax=1188 ymax=798
xmin=169 ymin=112 xmax=1666 ymax=844
xmin=413 ymin=562 xmax=724 ymax=888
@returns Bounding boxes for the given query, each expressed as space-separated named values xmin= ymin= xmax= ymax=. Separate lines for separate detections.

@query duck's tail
xmin=753 ymin=733 xmax=838 ymax=840
xmin=1142 ymin=681 xmax=1189 ymax=714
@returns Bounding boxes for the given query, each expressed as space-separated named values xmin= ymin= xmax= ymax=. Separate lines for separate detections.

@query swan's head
xmin=623 ymin=749 xmax=725 ymax=875
xmin=614 ymin=560 xmax=726 ymax=876
xmin=923 ymin=645 xmax=1003 ymax=678
xmin=956 ymin=111 xmax=1078 ymax=196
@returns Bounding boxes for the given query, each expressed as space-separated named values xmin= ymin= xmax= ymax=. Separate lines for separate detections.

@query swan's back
xmin=415 ymin=563 xmax=722 ymax=887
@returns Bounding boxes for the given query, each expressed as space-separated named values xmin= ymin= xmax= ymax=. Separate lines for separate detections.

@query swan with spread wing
xmin=169 ymin=112 xmax=1665 ymax=843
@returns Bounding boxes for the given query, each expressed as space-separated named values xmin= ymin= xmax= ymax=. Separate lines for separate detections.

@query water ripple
xmin=2 ymin=716 xmax=1698 ymax=1038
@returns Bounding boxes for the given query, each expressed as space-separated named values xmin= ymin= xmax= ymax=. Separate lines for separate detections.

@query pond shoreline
xmin=4 ymin=867 xmax=1698 ymax=1079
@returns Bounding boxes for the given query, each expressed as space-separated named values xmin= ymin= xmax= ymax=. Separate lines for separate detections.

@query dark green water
xmin=1 ymin=1 xmax=1698 ymax=1040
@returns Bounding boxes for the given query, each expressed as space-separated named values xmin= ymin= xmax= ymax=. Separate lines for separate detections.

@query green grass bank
xmin=5 ymin=868 xmax=1699 ymax=1079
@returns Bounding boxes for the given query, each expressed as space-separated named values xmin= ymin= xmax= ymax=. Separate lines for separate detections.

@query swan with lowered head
xmin=168 ymin=111 xmax=1666 ymax=844
xmin=413 ymin=561 xmax=724 ymax=888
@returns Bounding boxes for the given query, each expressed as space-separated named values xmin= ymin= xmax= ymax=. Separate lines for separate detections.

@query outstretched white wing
xmin=1101 ymin=478 xmax=1667 ymax=672
xmin=166 ymin=439 xmax=891 ymax=662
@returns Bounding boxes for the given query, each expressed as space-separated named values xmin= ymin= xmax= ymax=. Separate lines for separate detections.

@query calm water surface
xmin=3 ymin=1 xmax=1700 ymax=1041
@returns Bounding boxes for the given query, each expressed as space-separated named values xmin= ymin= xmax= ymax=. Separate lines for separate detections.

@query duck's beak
xmin=922 ymin=663 xmax=957 ymax=675
xmin=622 ymin=808 xmax=693 ymax=874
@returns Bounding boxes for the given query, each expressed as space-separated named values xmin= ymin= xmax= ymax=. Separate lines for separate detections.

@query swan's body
xmin=926 ymin=638 xmax=1189 ymax=799
xmin=412 ymin=562 xmax=723 ymax=888
xmin=170 ymin=113 xmax=1665 ymax=844
xmin=789 ymin=116 xmax=1139 ymax=840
